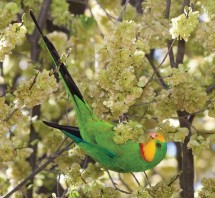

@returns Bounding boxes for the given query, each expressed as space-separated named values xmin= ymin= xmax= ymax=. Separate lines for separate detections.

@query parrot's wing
xmin=43 ymin=121 xmax=118 ymax=159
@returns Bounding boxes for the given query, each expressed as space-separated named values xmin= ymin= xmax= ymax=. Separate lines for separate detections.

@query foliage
xmin=14 ymin=69 xmax=58 ymax=108
xmin=198 ymin=178 xmax=215 ymax=198
xmin=0 ymin=0 xmax=215 ymax=197
xmin=132 ymin=174 xmax=181 ymax=198
xmin=98 ymin=20 xmax=145 ymax=118
xmin=170 ymin=7 xmax=199 ymax=41
xmin=113 ymin=120 xmax=145 ymax=144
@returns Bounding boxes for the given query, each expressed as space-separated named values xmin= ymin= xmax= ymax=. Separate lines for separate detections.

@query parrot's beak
xmin=149 ymin=132 xmax=157 ymax=139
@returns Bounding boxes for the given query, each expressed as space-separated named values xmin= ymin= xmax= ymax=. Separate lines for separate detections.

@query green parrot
xmin=30 ymin=11 xmax=167 ymax=173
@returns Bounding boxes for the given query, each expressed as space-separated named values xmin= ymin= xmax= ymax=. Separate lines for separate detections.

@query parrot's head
xmin=139 ymin=132 xmax=167 ymax=164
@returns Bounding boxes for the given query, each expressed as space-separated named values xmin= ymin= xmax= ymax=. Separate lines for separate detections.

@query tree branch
xmin=3 ymin=142 xmax=73 ymax=198
xmin=181 ymin=0 xmax=190 ymax=13
xmin=94 ymin=0 xmax=116 ymax=22
xmin=175 ymin=142 xmax=183 ymax=189
xmin=165 ymin=0 xmax=171 ymax=19
xmin=26 ymin=1 xmax=52 ymax=197
xmin=176 ymin=39 xmax=185 ymax=67
xmin=174 ymin=3 xmax=194 ymax=196
xmin=206 ymin=84 xmax=215 ymax=94
xmin=145 ymin=54 xmax=168 ymax=89
xmin=143 ymin=39 xmax=175 ymax=88
xmin=177 ymin=111 xmax=194 ymax=198
xmin=0 ymin=62 xmax=7 ymax=97
xmin=28 ymin=0 xmax=52 ymax=61
xmin=117 ymin=0 xmax=130 ymax=22
xmin=167 ymin=40 xmax=176 ymax=68
xmin=165 ymin=0 xmax=177 ymax=68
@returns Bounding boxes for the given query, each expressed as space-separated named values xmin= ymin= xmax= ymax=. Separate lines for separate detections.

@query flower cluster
xmin=68 ymin=181 xmax=119 ymax=198
xmin=0 ymin=2 xmax=19 ymax=29
xmin=50 ymin=0 xmax=72 ymax=27
xmin=98 ymin=20 xmax=146 ymax=118
xmin=0 ymin=138 xmax=16 ymax=162
xmin=7 ymin=158 xmax=31 ymax=182
xmin=113 ymin=120 xmax=145 ymax=144
xmin=195 ymin=20 xmax=215 ymax=52
xmin=157 ymin=120 xmax=188 ymax=143
xmin=132 ymin=175 xmax=181 ymax=198
xmin=65 ymin=163 xmax=84 ymax=186
xmin=198 ymin=178 xmax=215 ymax=198
xmin=14 ymin=69 xmax=58 ymax=108
xmin=0 ymin=22 xmax=27 ymax=61
xmin=170 ymin=7 xmax=199 ymax=41
xmin=141 ymin=0 xmax=170 ymax=48
xmin=82 ymin=163 xmax=103 ymax=181
xmin=187 ymin=135 xmax=209 ymax=155
xmin=155 ymin=65 xmax=207 ymax=119
xmin=0 ymin=97 xmax=22 ymax=135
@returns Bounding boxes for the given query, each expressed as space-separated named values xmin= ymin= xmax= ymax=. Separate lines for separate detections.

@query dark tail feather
xmin=43 ymin=121 xmax=82 ymax=139
xmin=30 ymin=10 xmax=84 ymax=103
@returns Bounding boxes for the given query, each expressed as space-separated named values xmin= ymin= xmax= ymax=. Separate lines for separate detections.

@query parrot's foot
xmin=144 ymin=171 xmax=151 ymax=187
xmin=131 ymin=172 xmax=141 ymax=186
xmin=106 ymin=170 xmax=131 ymax=194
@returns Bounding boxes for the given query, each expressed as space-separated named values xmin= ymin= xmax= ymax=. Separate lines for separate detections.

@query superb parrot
xmin=30 ymin=10 xmax=167 ymax=173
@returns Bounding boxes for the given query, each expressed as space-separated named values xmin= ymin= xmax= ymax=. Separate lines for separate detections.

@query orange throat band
xmin=139 ymin=141 xmax=156 ymax=162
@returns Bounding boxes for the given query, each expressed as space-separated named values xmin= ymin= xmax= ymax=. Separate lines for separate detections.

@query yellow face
xmin=139 ymin=133 xmax=166 ymax=162
xmin=155 ymin=133 xmax=165 ymax=143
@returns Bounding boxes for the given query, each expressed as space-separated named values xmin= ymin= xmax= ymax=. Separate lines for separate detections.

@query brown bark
xmin=27 ymin=0 xmax=52 ymax=197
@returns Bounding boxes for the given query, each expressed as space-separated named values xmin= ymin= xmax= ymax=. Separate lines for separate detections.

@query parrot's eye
xmin=156 ymin=143 xmax=161 ymax=148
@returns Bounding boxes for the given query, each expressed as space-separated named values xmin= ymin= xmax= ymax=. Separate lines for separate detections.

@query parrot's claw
xmin=106 ymin=170 xmax=131 ymax=194
xmin=144 ymin=171 xmax=151 ymax=187
xmin=131 ymin=172 xmax=141 ymax=186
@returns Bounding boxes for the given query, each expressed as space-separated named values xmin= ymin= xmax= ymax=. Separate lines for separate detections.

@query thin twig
xmin=145 ymin=54 xmax=168 ymax=89
xmin=36 ymin=137 xmax=68 ymax=167
xmin=3 ymin=142 xmax=73 ymax=198
xmin=29 ymin=70 xmax=40 ymax=90
xmin=88 ymin=4 xmax=104 ymax=37
xmin=94 ymin=0 xmax=116 ymax=22
xmin=117 ymin=0 xmax=130 ymax=22
xmin=106 ymin=170 xmax=131 ymax=194
xmin=143 ymin=39 xmax=176 ymax=88
xmin=55 ymin=136 xmax=69 ymax=155
xmin=4 ymin=109 xmax=18 ymax=122
xmin=167 ymin=172 xmax=181 ymax=186
xmin=20 ymin=188 xmax=28 ymax=198
xmin=170 ymin=107 xmax=208 ymax=119
xmin=118 ymin=174 xmax=132 ymax=192
xmin=82 ymin=156 xmax=88 ymax=169
xmin=181 ymin=117 xmax=199 ymax=135
xmin=167 ymin=40 xmax=176 ymax=68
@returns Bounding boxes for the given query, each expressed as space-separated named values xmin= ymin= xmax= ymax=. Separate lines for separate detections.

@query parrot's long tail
xmin=30 ymin=10 xmax=93 ymax=124
xmin=43 ymin=121 xmax=83 ymax=143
